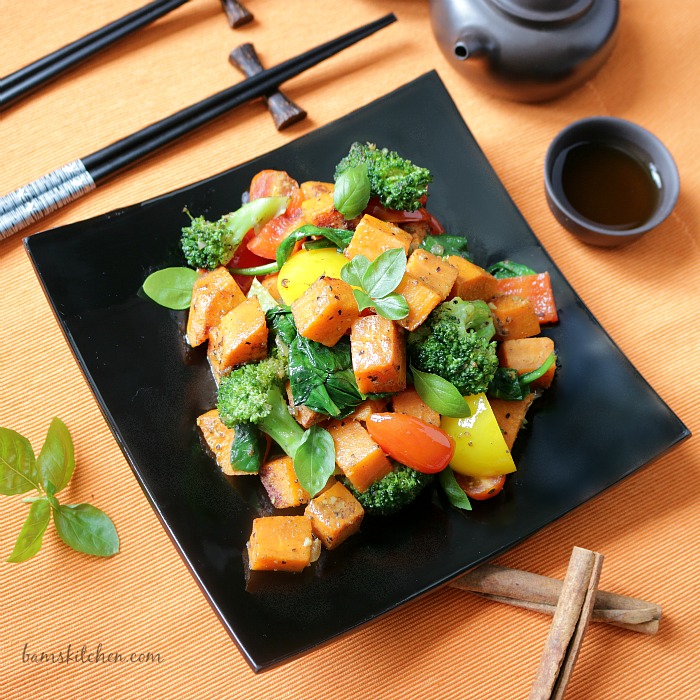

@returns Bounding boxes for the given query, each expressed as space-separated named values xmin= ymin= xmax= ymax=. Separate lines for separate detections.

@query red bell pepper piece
xmin=363 ymin=197 xmax=445 ymax=235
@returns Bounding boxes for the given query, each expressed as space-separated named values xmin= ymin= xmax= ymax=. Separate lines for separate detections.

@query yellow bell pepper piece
xmin=277 ymin=248 xmax=349 ymax=305
xmin=441 ymin=393 xmax=516 ymax=478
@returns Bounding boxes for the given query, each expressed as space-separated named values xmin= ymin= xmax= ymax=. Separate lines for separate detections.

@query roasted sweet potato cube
xmin=394 ymin=274 xmax=443 ymax=331
xmin=304 ymin=481 xmax=364 ymax=549
xmin=447 ymin=256 xmax=499 ymax=301
xmin=391 ymin=387 xmax=440 ymax=427
xmin=350 ymin=315 xmax=407 ymax=394
xmin=300 ymin=181 xmax=335 ymax=199
xmin=346 ymin=397 xmax=388 ymax=423
xmin=291 ymin=276 xmax=359 ymax=347
xmin=490 ymin=295 xmax=541 ymax=341
xmin=208 ymin=296 xmax=268 ymax=374
xmin=327 ymin=418 xmax=392 ymax=492
xmin=498 ymin=337 xmax=556 ymax=388
xmin=186 ymin=267 xmax=246 ymax=347
xmin=196 ymin=409 xmax=256 ymax=476
xmin=300 ymin=182 xmax=347 ymax=229
xmin=285 ymin=382 xmax=327 ymax=429
xmin=344 ymin=214 xmax=412 ymax=262
xmin=260 ymin=456 xmax=310 ymax=509
xmin=246 ymin=516 xmax=315 ymax=572
xmin=406 ymin=249 xmax=458 ymax=300
xmin=490 ymin=395 xmax=536 ymax=450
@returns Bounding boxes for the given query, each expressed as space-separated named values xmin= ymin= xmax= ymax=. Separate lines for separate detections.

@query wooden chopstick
xmin=1 ymin=0 xmax=193 ymax=112
xmin=0 ymin=13 xmax=397 ymax=239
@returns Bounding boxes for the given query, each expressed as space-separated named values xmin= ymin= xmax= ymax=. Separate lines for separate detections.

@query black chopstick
xmin=0 ymin=13 xmax=397 ymax=239
xmin=1 ymin=0 xmax=192 ymax=112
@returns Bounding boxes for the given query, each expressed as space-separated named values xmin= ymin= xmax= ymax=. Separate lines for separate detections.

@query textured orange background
xmin=1 ymin=1 xmax=698 ymax=698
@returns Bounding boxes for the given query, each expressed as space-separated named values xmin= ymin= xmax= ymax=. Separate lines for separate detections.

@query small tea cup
xmin=544 ymin=117 xmax=680 ymax=247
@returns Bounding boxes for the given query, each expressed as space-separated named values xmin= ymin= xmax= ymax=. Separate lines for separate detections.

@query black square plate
xmin=25 ymin=72 xmax=689 ymax=671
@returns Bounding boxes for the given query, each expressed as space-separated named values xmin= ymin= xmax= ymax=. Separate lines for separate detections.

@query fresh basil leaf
xmin=372 ymin=293 xmax=409 ymax=320
xmin=293 ymin=426 xmax=336 ymax=497
xmin=438 ymin=468 xmax=472 ymax=511
xmin=6 ymin=499 xmax=51 ymax=563
xmin=37 ymin=417 xmax=74 ymax=494
xmin=0 ymin=427 xmax=39 ymax=495
xmin=143 ymin=267 xmax=198 ymax=310
xmin=362 ymin=248 xmax=406 ymax=299
xmin=487 ymin=260 xmax=537 ymax=279
xmin=334 ymin=163 xmax=371 ymax=219
xmin=53 ymin=503 xmax=120 ymax=557
xmin=420 ymin=234 xmax=472 ymax=260
xmin=341 ymin=255 xmax=370 ymax=288
xmin=229 ymin=423 xmax=266 ymax=473
xmin=411 ymin=366 xmax=471 ymax=418
xmin=247 ymin=278 xmax=279 ymax=313
xmin=352 ymin=289 xmax=375 ymax=313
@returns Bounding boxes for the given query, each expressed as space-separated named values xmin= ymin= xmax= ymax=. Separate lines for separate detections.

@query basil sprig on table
xmin=0 ymin=418 xmax=119 ymax=562
xmin=341 ymin=248 xmax=409 ymax=320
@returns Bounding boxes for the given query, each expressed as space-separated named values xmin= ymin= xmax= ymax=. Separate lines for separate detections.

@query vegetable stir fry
xmin=146 ymin=142 xmax=559 ymax=573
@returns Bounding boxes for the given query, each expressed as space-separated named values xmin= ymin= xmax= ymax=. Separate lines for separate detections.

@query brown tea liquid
xmin=555 ymin=141 xmax=661 ymax=230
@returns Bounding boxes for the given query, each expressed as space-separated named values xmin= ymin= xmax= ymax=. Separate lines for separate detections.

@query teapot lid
xmin=488 ymin=0 xmax=594 ymax=23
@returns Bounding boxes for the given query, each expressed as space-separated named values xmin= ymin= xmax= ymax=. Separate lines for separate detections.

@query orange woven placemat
xmin=1 ymin=1 xmax=697 ymax=698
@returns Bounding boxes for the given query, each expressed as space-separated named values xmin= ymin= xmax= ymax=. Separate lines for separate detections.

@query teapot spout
xmin=453 ymin=31 xmax=494 ymax=60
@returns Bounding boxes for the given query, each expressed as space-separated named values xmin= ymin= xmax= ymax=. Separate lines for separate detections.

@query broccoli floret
xmin=334 ymin=142 xmax=432 ymax=212
xmin=216 ymin=352 xmax=304 ymax=458
xmin=344 ymin=463 xmax=433 ymax=516
xmin=407 ymin=298 xmax=499 ymax=396
xmin=181 ymin=214 xmax=236 ymax=270
xmin=181 ymin=197 xmax=289 ymax=270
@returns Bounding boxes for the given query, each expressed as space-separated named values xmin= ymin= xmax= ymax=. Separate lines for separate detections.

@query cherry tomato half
xmin=454 ymin=473 xmax=506 ymax=501
xmin=247 ymin=170 xmax=305 ymax=259
xmin=366 ymin=413 xmax=455 ymax=474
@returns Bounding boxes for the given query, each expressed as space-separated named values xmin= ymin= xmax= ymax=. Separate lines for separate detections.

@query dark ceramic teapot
xmin=429 ymin=0 xmax=619 ymax=101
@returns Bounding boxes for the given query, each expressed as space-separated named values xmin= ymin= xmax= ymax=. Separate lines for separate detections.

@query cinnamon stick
xmin=450 ymin=562 xmax=661 ymax=634
xmin=528 ymin=547 xmax=604 ymax=700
